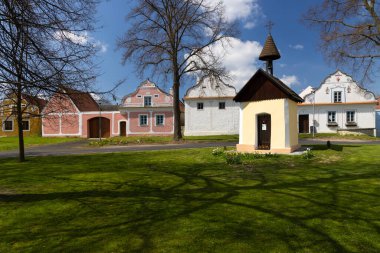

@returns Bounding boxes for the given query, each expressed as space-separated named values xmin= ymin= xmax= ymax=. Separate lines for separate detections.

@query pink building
xmin=42 ymin=80 xmax=183 ymax=138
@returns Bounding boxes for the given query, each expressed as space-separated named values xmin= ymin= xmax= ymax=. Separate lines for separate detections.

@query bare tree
xmin=304 ymin=0 xmax=380 ymax=84
xmin=0 ymin=0 xmax=99 ymax=161
xmin=118 ymin=0 xmax=238 ymax=141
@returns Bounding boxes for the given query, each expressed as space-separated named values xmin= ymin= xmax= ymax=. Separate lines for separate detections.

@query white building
xmin=376 ymin=97 xmax=380 ymax=137
xmin=184 ymin=78 xmax=239 ymax=136
xmin=298 ymin=70 xmax=377 ymax=136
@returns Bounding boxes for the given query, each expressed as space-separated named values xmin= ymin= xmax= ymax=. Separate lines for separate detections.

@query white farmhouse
xmin=376 ymin=97 xmax=380 ymax=137
xmin=184 ymin=78 xmax=239 ymax=136
xmin=298 ymin=70 xmax=377 ymax=136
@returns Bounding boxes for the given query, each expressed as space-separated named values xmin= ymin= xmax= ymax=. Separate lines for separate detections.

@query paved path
xmin=0 ymin=141 xmax=237 ymax=158
xmin=0 ymin=138 xmax=379 ymax=159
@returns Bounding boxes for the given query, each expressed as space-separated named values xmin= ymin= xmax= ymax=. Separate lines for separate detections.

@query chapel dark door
xmin=257 ymin=114 xmax=271 ymax=150
xmin=298 ymin=115 xmax=309 ymax=133
xmin=120 ymin=121 xmax=126 ymax=136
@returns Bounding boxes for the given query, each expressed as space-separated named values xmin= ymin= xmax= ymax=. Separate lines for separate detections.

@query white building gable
xmin=303 ymin=70 xmax=376 ymax=104
xmin=299 ymin=85 xmax=314 ymax=99
xmin=184 ymin=77 xmax=239 ymax=136
xmin=298 ymin=70 xmax=377 ymax=136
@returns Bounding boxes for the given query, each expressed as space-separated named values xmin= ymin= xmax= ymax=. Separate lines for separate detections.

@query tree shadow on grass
xmin=0 ymin=152 xmax=379 ymax=252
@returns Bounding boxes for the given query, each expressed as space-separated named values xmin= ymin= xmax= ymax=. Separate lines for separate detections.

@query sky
xmin=87 ymin=0 xmax=380 ymax=103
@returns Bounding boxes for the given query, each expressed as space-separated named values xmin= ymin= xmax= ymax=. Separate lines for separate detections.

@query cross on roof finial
xmin=266 ymin=21 xmax=274 ymax=33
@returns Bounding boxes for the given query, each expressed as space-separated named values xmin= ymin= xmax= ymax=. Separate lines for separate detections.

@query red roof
xmin=63 ymin=87 xmax=99 ymax=112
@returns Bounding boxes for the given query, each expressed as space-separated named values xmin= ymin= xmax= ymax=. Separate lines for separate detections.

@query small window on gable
xmin=197 ymin=102 xmax=204 ymax=110
xmin=333 ymin=91 xmax=342 ymax=103
xmin=154 ymin=94 xmax=159 ymax=98
xmin=3 ymin=120 xmax=13 ymax=131
xmin=219 ymin=102 xmax=226 ymax=110
xmin=137 ymin=95 xmax=142 ymax=98
xmin=144 ymin=96 xmax=152 ymax=107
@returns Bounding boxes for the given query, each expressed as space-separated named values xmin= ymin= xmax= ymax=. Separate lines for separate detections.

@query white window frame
xmin=219 ymin=102 xmax=226 ymax=110
xmin=346 ymin=111 xmax=356 ymax=123
xmin=328 ymin=111 xmax=336 ymax=123
xmin=197 ymin=102 xmax=204 ymax=110
xmin=333 ymin=91 xmax=342 ymax=103
xmin=155 ymin=114 xmax=165 ymax=126
xmin=139 ymin=114 xmax=148 ymax=126
xmin=144 ymin=96 xmax=152 ymax=107
xmin=22 ymin=119 xmax=30 ymax=131
xmin=3 ymin=119 xmax=14 ymax=131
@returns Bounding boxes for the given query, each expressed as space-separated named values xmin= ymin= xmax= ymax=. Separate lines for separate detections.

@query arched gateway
xmin=88 ymin=117 xmax=110 ymax=138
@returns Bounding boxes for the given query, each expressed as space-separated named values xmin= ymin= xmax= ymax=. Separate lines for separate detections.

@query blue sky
xmin=90 ymin=0 xmax=380 ymax=102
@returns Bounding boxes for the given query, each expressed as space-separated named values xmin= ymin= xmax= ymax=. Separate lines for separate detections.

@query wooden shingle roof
xmin=259 ymin=34 xmax=281 ymax=61
xmin=234 ymin=69 xmax=303 ymax=103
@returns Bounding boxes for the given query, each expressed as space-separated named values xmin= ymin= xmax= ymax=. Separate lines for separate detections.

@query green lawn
xmin=0 ymin=136 xmax=81 ymax=151
xmin=0 ymin=145 xmax=379 ymax=252
xmin=299 ymin=133 xmax=380 ymax=140
xmin=89 ymin=134 xmax=239 ymax=146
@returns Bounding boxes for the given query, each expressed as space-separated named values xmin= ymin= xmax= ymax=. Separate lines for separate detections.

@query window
xmin=333 ymin=91 xmax=342 ymax=103
xmin=137 ymin=95 xmax=142 ymax=98
xmin=139 ymin=115 xmax=148 ymax=126
xmin=22 ymin=120 xmax=30 ymax=131
xmin=156 ymin=115 xmax=164 ymax=126
xmin=144 ymin=96 xmax=152 ymax=107
xmin=197 ymin=102 xmax=203 ymax=110
xmin=328 ymin=111 xmax=336 ymax=123
xmin=346 ymin=111 xmax=355 ymax=123
xmin=154 ymin=94 xmax=159 ymax=98
xmin=219 ymin=102 xmax=226 ymax=110
xmin=3 ymin=120 xmax=13 ymax=131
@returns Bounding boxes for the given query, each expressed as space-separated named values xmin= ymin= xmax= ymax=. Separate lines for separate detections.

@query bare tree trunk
xmin=16 ymin=78 xmax=25 ymax=162
xmin=172 ymin=60 xmax=182 ymax=141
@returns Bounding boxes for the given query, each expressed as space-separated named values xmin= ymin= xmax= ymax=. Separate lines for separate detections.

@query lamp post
xmin=98 ymin=101 xmax=102 ymax=141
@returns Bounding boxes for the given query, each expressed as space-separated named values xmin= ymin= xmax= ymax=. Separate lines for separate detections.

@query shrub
xmin=212 ymin=147 xmax=224 ymax=156
xmin=303 ymin=148 xmax=314 ymax=159
xmin=224 ymin=151 xmax=242 ymax=164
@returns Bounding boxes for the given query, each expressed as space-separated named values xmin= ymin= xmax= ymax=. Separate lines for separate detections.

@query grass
xmin=0 ymin=136 xmax=81 ymax=151
xmin=0 ymin=145 xmax=379 ymax=252
xmin=299 ymin=133 xmax=380 ymax=140
xmin=89 ymin=134 xmax=239 ymax=146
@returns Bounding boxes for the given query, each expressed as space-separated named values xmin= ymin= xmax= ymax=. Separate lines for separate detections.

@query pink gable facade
xmin=120 ymin=80 xmax=175 ymax=135
xmin=42 ymin=81 xmax=176 ymax=138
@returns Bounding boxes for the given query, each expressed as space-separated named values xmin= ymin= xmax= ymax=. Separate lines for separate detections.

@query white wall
xmin=298 ymin=104 xmax=375 ymax=133
xmin=376 ymin=110 xmax=380 ymax=137
xmin=298 ymin=71 xmax=377 ymax=134
xmin=184 ymin=99 xmax=239 ymax=136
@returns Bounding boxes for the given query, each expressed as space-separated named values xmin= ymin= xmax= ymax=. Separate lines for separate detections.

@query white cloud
xmin=280 ymin=75 xmax=300 ymax=87
xmin=279 ymin=63 xmax=287 ymax=68
xmin=54 ymin=30 xmax=107 ymax=53
xmin=289 ymin=44 xmax=304 ymax=50
xmin=54 ymin=30 xmax=89 ymax=45
xmin=244 ymin=22 xmax=256 ymax=29
xmin=206 ymin=0 xmax=261 ymax=23
xmin=194 ymin=37 xmax=263 ymax=90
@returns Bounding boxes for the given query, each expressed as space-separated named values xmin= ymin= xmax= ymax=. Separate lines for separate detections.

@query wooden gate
xmin=120 ymin=121 xmax=126 ymax=136
xmin=298 ymin=115 xmax=309 ymax=133
xmin=257 ymin=114 xmax=271 ymax=150
xmin=88 ymin=117 xmax=110 ymax=138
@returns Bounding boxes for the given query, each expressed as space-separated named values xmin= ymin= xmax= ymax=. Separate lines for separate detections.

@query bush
xmin=212 ymin=147 xmax=224 ymax=156
xmin=224 ymin=151 xmax=242 ymax=164
xmin=303 ymin=148 xmax=314 ymax=159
